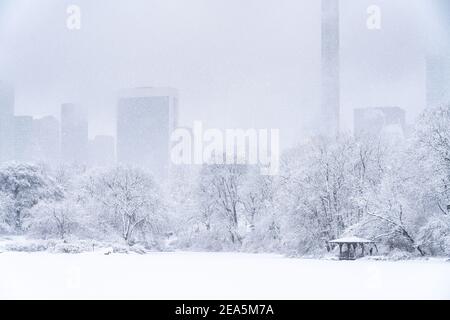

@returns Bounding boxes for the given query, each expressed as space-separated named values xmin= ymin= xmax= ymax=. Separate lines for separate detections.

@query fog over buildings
xmin=0 ymin=0 xmax=450 ymax=168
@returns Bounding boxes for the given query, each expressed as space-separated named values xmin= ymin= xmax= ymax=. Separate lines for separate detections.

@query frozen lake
xmin=0 ymin=252 xmax=449 ymax=299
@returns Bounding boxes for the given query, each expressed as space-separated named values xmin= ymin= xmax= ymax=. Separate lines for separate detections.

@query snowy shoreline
xmin=1 ymin=236 xmax=449 ymax=262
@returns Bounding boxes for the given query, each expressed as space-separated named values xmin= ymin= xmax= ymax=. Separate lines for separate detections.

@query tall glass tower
xmin=321 ymin=0 xmax=340 ymax=136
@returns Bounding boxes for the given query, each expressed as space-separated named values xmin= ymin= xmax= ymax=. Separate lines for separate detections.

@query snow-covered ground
xmin=0 ymin=251 xmax=449 ymax=300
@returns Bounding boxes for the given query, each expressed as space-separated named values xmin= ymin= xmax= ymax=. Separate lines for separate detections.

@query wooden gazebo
xmin=328 ymin=236 xmax=377 ymax=260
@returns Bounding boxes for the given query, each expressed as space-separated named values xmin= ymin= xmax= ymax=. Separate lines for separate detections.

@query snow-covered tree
xmin=0 ymin=192 xmax=15 ymax=234
xmin=0 ymin=163 xmax=63 ymax=232
xmin=276 ymin=135 xmax=363 ymax=253
xmin=81 ymin=166 xmax=165 ymax=245
xmin=198 ymin=161 xmax=247 ymax=246
xmin=240 ymin=169 xmax=280 ymax=252
xmin=166 ymin=166 xmax=200 ymax=231
xmin=28 ymin=199 xmax=82 ymax=240
xmin=358 ymin=174 xmax=425 ymax=255
xmin=414 ymin=105 xmax=450 ymax=216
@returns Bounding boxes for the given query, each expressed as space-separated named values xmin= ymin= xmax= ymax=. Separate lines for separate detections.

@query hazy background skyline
xmin=1 ymin=0 xmax=449 ymax=149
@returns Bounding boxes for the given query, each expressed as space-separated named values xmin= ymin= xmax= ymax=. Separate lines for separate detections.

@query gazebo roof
xmin=329 ymin=236 xmax=374 ymax=244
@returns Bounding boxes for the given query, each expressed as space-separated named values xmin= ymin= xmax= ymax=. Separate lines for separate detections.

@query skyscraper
xmin=14 ymin=116 xmax=34 ymax=162
xmin=61 ymin=103 xmax=88 ymax=165
xmin=0 ymin=82 xmax=14 ymax=162
xmin=33 ymin=116 xmax=60 ymax=166
xmin=117 ymin=87 xmax=178 ymax=177
xmin=321 ymin=0 xmax=340 ymax=136
xmin=89 ymin=135 xmax=116 ymax=167
xmin=426 ymin=55 xmax=450 ymax=108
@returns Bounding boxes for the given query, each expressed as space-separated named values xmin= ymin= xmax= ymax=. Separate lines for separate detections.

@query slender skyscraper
xmin=61 ymin=103 xmax=88 ymax=165
xmin=0 ymin=82 xmax=14 ymax=162
xmin=117 ymin=87 xmax=178 ymax=178
xmin=321 ymin=0 xmax=340 ymax=136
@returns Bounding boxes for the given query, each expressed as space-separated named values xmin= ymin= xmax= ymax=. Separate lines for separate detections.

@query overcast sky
xmin=0 ymin=0 xmax=449 ymax=148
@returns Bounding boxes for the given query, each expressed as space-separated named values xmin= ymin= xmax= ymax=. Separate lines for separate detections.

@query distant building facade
xmin=354 ymin=107 xmax=406 ymax=138
xmin=89 ymin=135 xmax=115 ymax=167
xmin=0 ymin=82 xmax=15 ymax=162
xmin=33 ymin=116 xmax=60 ymax=166
xmin=426 ymin=55 xmax=450 ymax=108
xmin=61 ymin=103 xmax=88 ymax=165
xmin=117 ymin=87 xmax=178 ymax=177
xmin=14 ymin=116 xmax=34 ymax=162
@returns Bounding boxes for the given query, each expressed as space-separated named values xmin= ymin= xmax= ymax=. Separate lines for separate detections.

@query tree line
xmin=0 ymin=106 xmax=449 ymax=257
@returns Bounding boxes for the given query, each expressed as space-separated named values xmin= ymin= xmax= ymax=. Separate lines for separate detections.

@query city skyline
xmin=1 ymin=83 xmax=182 ymax=170
xmin=1 ymin=0 xmax=450 ymax=168
xmin=1 ymin=0 xmax=449 ymax=150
